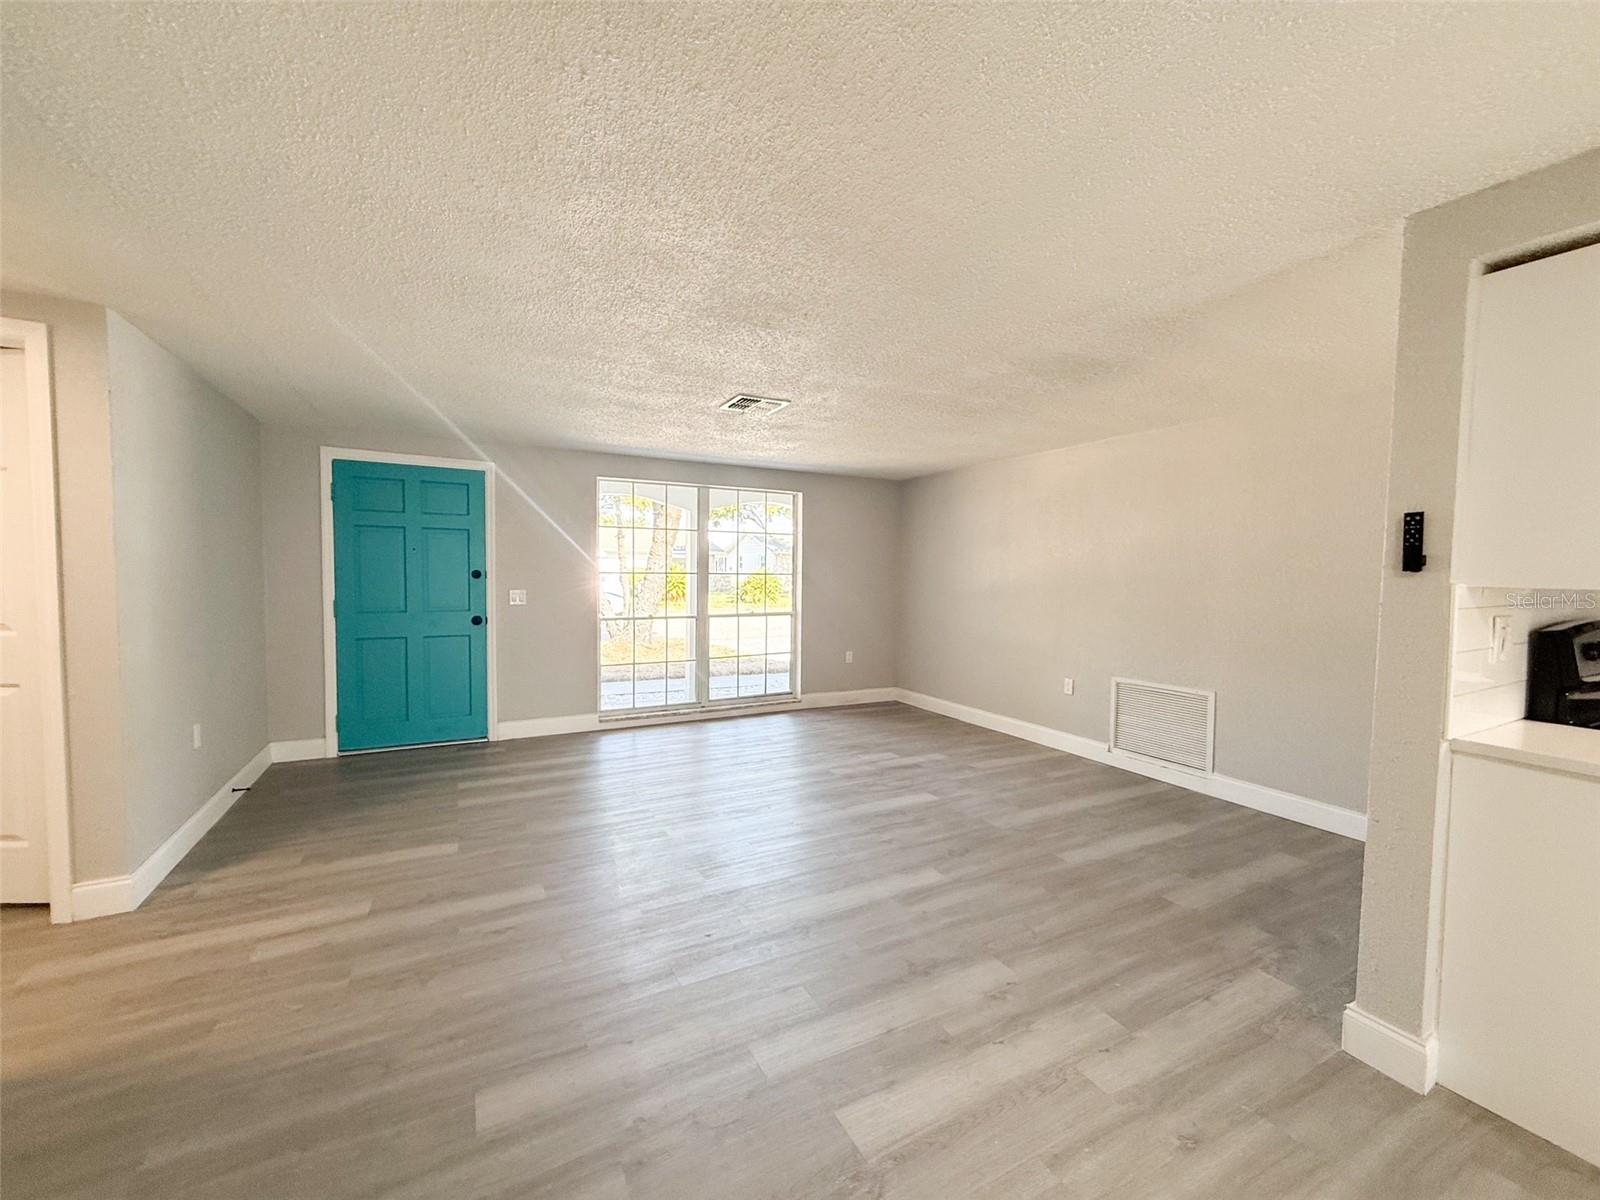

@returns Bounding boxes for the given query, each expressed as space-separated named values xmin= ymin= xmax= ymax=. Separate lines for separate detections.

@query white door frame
xmin=318 ymin=446 xmax=499 ymax=757
xmin=1 ymin=317 xmax=74 ymax=923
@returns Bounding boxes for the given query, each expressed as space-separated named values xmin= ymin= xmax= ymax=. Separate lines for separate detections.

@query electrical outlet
xmin=1062 ymin=677 xmax=1074 ymax=696
xmin=192 ymin=723 xmax=203 ymax=750
xmin=845 ymin=650 xmax=854 ymax=664
xmin=508 ymin=589 xmax=528 ymax=606
xmin=1490 ymin=614 xmax=1511 ymax=663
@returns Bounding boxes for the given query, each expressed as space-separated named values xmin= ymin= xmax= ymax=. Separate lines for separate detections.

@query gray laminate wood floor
xmin=4 ymin=703 xmax=1596 ymax=1199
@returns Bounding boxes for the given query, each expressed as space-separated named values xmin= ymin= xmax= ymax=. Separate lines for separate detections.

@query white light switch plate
xmin=1062 ymin=677 xmax=1074 ymax=695
xmin=509 ymin=589 xmax=527 ymax=606
xmin=845 ymin=650 xmax=854 ymax=664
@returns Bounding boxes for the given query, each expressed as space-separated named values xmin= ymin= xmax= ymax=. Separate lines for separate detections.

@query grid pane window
xmin=705 ymin=488 xmax=796 ymax=702
xmin=602 ymin=479 xmax=797 ymax=713
xmin=597 ymin=479 xmax=700 ymax=712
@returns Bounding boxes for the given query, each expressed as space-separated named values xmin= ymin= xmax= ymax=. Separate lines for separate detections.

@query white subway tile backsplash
xmin=1452 ymin=684 xmax=1528 ymax=737
xmin=1452 ymin=646 xmax=1530 ymax=696
xmin=1449 ymin=585 xmax=1597 ymax=737
xmin=1456 ymin=587 xmax=1517 ymax=610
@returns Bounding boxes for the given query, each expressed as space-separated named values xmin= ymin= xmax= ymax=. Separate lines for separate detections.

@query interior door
xmin=332 ymin=459 xmax=489 ymax=751
xmin=1 ymin=345 xmax=51 ymax=901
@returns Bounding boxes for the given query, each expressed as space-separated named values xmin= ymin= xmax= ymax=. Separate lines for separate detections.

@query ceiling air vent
xmin=1109 ymin=678 xmax=1215 ymax=775
xmin=720 ymin=394 xmax=791 ymax=415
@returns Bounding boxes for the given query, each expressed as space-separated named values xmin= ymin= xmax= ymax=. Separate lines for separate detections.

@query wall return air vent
xmin=720 ymin=394 xmax=791 ymax=415
xmin=1109 ymin=678 xmax=1216 ymax=775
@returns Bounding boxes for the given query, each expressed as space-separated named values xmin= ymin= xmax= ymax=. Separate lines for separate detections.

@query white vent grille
xmin=721 ymin=394 xmax=791 ymax=414
xmin=1109 ymin=678 xmax=1215 ymax=774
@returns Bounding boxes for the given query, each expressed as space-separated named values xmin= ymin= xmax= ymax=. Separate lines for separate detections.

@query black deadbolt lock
xmin=471 ymin=615 xmax=484 ymax=626
xmin=471 ymin=569 xmax=483 ymax=579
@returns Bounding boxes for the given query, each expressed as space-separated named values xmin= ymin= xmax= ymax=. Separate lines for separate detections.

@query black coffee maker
xmin=1527 ymin=618 xmax=1600 ymax=729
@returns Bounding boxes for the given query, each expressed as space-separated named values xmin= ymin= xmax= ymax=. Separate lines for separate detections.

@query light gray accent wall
xmin=0 ymin=290 xmax=128 ymax=881
xmin=260 ymin=426 xmax=899 ymax=741
xmin=896 ymin=233 xmax=1402 ymax=815
xmin=106 ymin=313 xmax=267 ymax=867
xmin=1353 ymin=147 xmax=1600 ymax=1038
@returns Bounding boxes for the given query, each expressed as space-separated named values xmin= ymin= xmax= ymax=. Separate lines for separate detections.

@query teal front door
xmin=332 ymin=458 xmax=489 ymax=751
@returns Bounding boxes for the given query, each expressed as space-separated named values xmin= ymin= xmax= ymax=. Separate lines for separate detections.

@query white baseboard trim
xmin=496 ymin=688 xmax=900 ymax=742
xmin=68 ymin=875 xmax=137 ymax=921
xmin=1341 ymin=1003 xmax=1438 ymax=1094
xmin=270 ymin=737 xmax=328 ymax=762
xmin=496 ymin=713 xmax=603 ymax=740
xmin=797 ymin=687 xmax=901 ymax=708
xmin=128 ymin=745 xmax=272 ymax=908
xmin=894 ymin=689 xmax=1367 ymax=842
xmin=68 ymin=745 xmax=273 ymax=921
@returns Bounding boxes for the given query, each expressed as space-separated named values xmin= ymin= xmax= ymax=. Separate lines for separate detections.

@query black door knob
xmin=471 ymin=615 xmax=484 ymax=626
xmin=471 ymin=569 xmax=482 ymax=579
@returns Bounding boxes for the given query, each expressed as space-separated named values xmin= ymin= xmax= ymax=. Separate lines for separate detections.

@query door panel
xmin=355 ymin=637 xmax=410 ymax=723
xmin=333 ymin=459 xmax=488 ymax=751
xmin=354 ymin=525 xmax=407 ymax=611
xmin=421 ymin=528 xmax=470 ymax=610
xmin=1 ymin=346 xmax=50 ymax=901
xmin=422 ymin=635 xmax=474 ymax=718
xmin=420 ymin=479 xmax=471 ymax=515
xmin=351 ymin=475 xmax=406 ymax=512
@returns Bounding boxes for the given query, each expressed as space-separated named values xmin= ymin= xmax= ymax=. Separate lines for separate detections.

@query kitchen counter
xmin=1451 ymin=719 xmax=1600 ymax=782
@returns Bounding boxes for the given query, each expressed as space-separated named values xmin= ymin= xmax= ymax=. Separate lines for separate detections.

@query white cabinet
xmin=1438 ymin=749 xmax=1600 ymax=1166
xmin=1454 ymin=241 xmax=1600 ymax=590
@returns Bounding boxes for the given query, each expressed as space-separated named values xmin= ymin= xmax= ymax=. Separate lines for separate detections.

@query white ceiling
xmin=4 ymin=3 xmax=1599 ymax=479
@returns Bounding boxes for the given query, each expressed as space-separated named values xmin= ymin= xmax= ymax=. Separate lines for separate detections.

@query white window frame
xmin=596 ymin=477 xmax=803 ymax=718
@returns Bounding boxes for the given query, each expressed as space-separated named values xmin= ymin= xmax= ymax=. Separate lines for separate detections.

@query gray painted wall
xmin=0 ymin=291 xmax=128 ymax=880
xmin=897 ymin=233 xmax=1401 ymax=814
xmin=0 ymin=296 xmax=269 ymax=880
xmin=260 ymin=426 xmax=900 ymax=742
xmin=106 ymin=313 xmax=268 ymax=867
xmin=1353 ymin=147 xmax=1600 ymax=1038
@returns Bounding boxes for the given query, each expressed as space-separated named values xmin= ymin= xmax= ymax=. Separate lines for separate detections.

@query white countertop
xmin=1451 ymin=720 xmax=1600 ymax=782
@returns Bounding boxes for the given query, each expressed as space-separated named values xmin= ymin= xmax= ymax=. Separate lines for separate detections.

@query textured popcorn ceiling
xmin=3 ymin=3 xmax=1599 ymax=478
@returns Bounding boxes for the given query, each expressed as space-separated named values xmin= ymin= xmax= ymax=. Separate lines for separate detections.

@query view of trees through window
xmin=597 ymin=479 xmax=797 ymax=712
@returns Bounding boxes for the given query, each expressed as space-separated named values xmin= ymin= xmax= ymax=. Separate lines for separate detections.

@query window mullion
xmin=694 ymin=485 xmax=711 ymax=705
